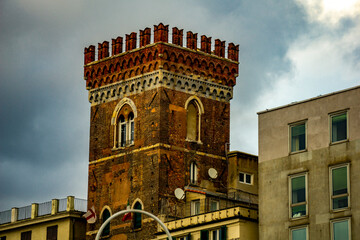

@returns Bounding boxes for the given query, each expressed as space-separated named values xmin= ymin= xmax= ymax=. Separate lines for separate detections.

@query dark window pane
xmin=246 ymin=174 xmax=251 ymax=184
xmin=292 ymin=204 xmax=306 ymax=218
xmin=292 ymin=176 xmax=305 ymax=204
xmin=332 ymin=113 xmax=347 ymax=142
xmin=291 ymin=124 xmax=306 ymax=152
xmin=46 ymin=225 xmax=58 ymax=240
xmin=102 ymin=209 xmax=110 ymax=236
xmin=332 ymin=167 xmax=347 ymax=195
xmin=134 ymin=202 xmax=142 ymax=229
xmin=21 ymin=231 xmax=31 ymax=240
xmin=239 ymin=173 xmax=244 ymax=182
xmin=333 ymin=196 xmax=348 ymax=209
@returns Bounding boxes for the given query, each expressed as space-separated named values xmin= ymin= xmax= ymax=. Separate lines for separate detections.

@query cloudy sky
xmin=0 ymin=0 xmax=359 ymax=211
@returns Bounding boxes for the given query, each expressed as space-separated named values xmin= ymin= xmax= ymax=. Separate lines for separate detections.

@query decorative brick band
xmin=84 ymin=23 xmax=239 ymax=91
xmin=88 ymin=70 xmax=233 ymax=106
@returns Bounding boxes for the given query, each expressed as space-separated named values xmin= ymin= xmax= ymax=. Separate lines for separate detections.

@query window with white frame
xmin=331 ymin=218 xmax=351 ymax=240
xmin=117 ymin=111 xmax=135 ymax=147
xmin=190 ymin=162 xmax=198 ymax=184
xmin=190 ymin=200 xmax=200 ymax=216
xmin=239 ymin=172 xmax=252 ymax=185
xmin=330 ymin=111 xmax=348 ymax=143
xmin=330 ymin=164 xmax=350 ymax=210
xmin=290 ymin=226 xmax=308 ymax=240
xmin=289 ymin=173 xmax=307 ymax=218
xmin=112 ymin=98 xmax=137 ymax=149
xmin=290 ymin=121 xmax=306 ymax=152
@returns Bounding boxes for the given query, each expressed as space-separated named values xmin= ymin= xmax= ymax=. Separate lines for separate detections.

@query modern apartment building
xmin=258 ymin=86 xmax=360 ymax=239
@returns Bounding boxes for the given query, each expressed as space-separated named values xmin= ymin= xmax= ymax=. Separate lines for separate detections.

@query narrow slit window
xmin=190 ymin=162 xmax=198 ymax=184
xmin=187 ymin=101 xmax=198 ymax=141
xmin=133 ymin=201 xmax=142 ymax=229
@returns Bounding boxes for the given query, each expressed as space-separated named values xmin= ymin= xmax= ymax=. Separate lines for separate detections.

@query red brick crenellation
xmin=84 ymin=23 xmax=239 ymax=90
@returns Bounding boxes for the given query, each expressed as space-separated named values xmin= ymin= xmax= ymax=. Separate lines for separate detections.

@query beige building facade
xmin=258 ymin=86 xmax=360 ymax=239
xmin=0 ymin=196 xmax=87 ymax=240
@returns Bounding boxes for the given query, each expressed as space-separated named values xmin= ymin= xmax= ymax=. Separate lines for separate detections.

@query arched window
xmin=185 ymin=96 xmax=204 ymax=143
xmin=101 ymin=209 xmax=111 ymax=236
xmin=187 ymin=101 xmax=198 ymax=141
xmin=133 ymin=202 xmax=142 ymax=229
xmin=190 ymin=162 xmax=198 ymax=185
xmin=112 ymin=98 xmax=137 ymax=149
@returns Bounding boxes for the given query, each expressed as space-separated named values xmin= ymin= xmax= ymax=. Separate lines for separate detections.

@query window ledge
xmin=112 ymin=144 xmax=134 ymax=151
xmin=289 ymin=215 xmax=308 ymax=221
xmin=331 ymin=207 xmax=351 ymax=213
xmin=330 ymin=139 xmax=349 ymax=146
xmin=185 ymin=139 xmax=203 ymax=144
xmin=289 ymin=149 xmax=307 ymax=155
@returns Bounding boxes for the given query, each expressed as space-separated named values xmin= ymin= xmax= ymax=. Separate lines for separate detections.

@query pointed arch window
xmin=133 ymin=201 xmax=142 ymax=229
xmin=185 ymin=96 xmax=204 ymax=143
xmin=112 ymin=98 xmax=137 ymax=149
xmin=101 ymin=209 xmax=111 ymax=236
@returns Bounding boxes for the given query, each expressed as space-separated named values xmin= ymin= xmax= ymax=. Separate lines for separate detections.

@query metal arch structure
xmin=95 ymin=209 xmax=172 ymax=240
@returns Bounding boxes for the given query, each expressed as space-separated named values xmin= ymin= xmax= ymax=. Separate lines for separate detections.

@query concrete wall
xmin=258 ymin=86 xmax=360 ymax=240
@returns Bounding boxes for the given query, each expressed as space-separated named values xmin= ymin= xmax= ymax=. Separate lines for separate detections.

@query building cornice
xmin=88 ymin=70 xmax=233 ymax=106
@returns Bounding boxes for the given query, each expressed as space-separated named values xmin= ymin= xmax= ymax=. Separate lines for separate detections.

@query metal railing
xmin=18 ymin=205 xmax=32 ymax=220
xmin=74 ymin=198 xmax=87 ymax=212
xmin=0 ymin=197 xmax=88 ymax=225
xmin=58 ymin=198 xmax=68 ymax=212
xmin=38 ymin=201 xmax=52 ymax=216
xmin=0 ymin=210 xmax=11 ymax=224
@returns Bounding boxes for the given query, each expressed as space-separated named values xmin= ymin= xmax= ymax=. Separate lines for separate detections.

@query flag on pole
xmin=122 ymin=202 xmax=132 ymax=221
xmin=83 ymin=206 xmax=97 ymax=224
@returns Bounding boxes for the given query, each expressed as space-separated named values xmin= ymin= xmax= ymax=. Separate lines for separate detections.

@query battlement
xmin=84 ymin=23 xmax=239 ymax=90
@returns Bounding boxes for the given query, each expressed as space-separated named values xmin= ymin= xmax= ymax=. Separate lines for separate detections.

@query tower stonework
xmin=83 ymin=23 xmax=239 ymax=240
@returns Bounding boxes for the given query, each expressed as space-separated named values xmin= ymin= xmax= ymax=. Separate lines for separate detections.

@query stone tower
xmin=83 ymin=23 xmax=239 ymax=239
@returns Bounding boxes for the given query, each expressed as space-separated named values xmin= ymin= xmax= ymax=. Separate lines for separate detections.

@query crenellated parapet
xmin=83 ymin=23 xmax=239 ymax=91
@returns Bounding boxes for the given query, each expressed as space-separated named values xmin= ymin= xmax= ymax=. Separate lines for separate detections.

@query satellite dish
xmin=208 ymin=168 xmax=218 ymax=179
xmin=174 ymin=188 xmax=185 ymax=200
